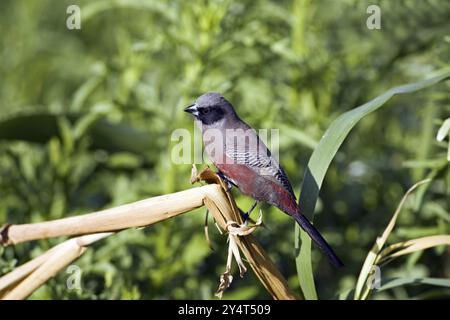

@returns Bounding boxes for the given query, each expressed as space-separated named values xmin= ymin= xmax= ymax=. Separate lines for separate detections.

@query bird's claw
xmin=240 ymin=212 xmax=250 ymax=222
xmin=240 ymin=201 xmax=257 ymax=222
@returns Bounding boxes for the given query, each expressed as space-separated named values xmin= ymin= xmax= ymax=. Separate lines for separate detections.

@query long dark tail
xmin=293 ymin=212 xmax=344 ymax=268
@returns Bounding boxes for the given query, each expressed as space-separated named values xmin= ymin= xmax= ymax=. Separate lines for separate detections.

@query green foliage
xmin=296 ymin=72 xmax=450 ymax=299
xmin=0 ymin=0 xmax=449 ymax=299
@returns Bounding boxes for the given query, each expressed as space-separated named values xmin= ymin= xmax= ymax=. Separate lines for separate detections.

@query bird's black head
xmin=184 ymin=92 xmax=236 ymax=125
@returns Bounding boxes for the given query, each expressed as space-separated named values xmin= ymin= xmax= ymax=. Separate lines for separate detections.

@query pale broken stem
xmin=199 ymin=168 xmax=300 ymax=300
xmin=0 ymin=186 xmax=218 ymax=298
xmin=0 ymin=185 xmax=219 ymax=246
xmin=0 ymin=242 xmax=64 ymax=295
xmin=1 ymin=232 xmax=113 ymax=300
xmin=1 ymin=169 xmax=299 ymax=300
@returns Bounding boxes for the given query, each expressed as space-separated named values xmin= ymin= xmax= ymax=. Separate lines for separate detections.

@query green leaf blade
xmin=295 ymin=70 xmax=450 ymax=300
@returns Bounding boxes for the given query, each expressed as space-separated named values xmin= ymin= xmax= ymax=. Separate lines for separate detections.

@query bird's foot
xmin=240 ymin=212 xmax=250 ymax=222
xmin=240 ymin=201 xmax=257 ymax=222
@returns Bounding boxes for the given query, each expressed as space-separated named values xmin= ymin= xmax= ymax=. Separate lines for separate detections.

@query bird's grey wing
xmin=224 ymin=128 xmax=296 ymax=198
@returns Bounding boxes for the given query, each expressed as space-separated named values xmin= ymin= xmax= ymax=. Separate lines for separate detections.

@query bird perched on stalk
xmin=184 ymin=92 xmax=343 ymax=268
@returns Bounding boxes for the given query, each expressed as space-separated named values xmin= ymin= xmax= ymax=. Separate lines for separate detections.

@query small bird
xmin=184 ymin=92 xmax=343 ymax=268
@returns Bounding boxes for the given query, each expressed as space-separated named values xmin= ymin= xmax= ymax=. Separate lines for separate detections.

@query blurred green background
xmin=0 ymin=0 xmax=449 ymax=299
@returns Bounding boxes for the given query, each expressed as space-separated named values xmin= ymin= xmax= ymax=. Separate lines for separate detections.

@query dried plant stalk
xmin=4 ymin=240 xmax=86 ymax=300
xmin=193 ymin=166 xmax=300 ymax=300
xmin=1 ymin=232 xmax=113 ymax=300
xmin=0 ymin=186 xmax=219 ymax=246
xmin=0 ymin=242 xmax=63 ymax=295
xmin=0 ymin=167 xmax=299 ymax=300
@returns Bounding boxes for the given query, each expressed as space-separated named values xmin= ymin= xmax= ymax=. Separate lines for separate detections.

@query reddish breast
xmin=215 ymin=155 xmax=299 ymax=215
xmin=214 ymin=155 xmax=257 ymax=197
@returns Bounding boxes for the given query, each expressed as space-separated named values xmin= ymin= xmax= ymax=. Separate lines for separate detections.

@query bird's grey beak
xmin=184 ymin=103 xmax=199 ymax=117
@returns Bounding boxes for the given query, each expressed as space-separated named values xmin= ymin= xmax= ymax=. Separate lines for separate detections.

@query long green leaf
xmin=295 ymin=71 xmax=450 ymax=300
xmin=376 ymin=277 xmax=450 ymax=292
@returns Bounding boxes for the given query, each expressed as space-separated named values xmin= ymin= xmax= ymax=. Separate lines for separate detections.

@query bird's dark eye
xmin=200 ymin=108 xmax=211 ymax=115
